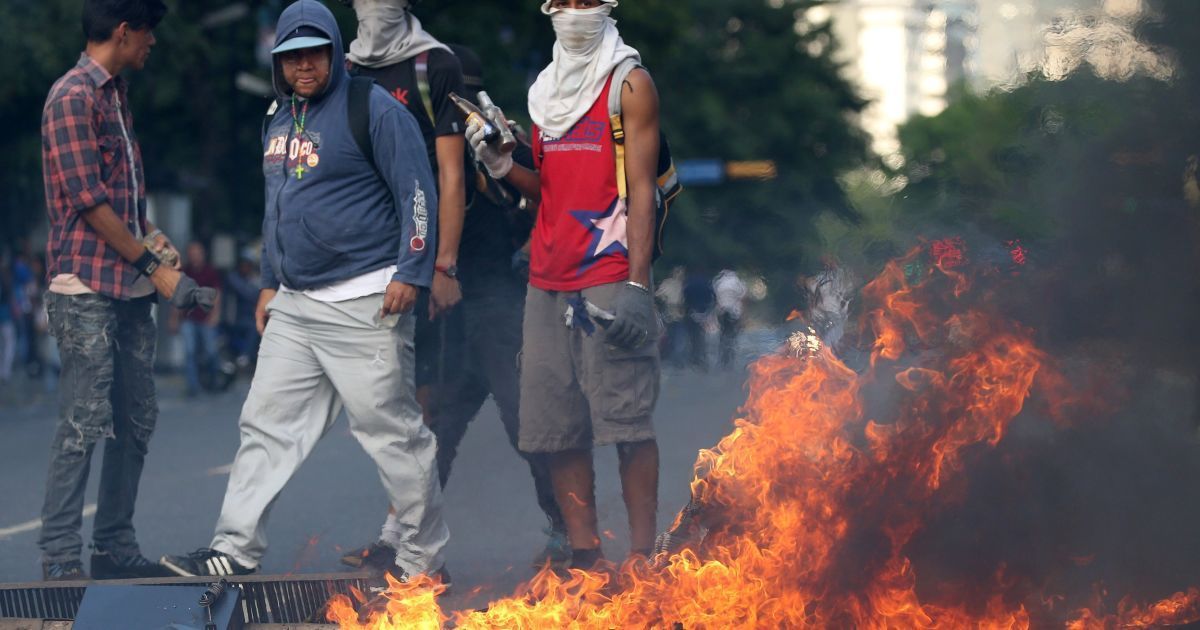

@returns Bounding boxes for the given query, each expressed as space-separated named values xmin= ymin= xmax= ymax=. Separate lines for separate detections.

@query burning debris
xmin=326 ymin=245 xmax=1200 ymax=629
xmin=787 ymin=327 xmax=823 ymax=359
xmin=802 ymin=265 xmax=857 ymax=348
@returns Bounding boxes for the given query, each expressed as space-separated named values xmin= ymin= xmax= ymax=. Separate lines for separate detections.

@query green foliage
xmin=630 ymin=0 xmax=870 ymax=301
xmin=0 ymin=0 xmax=269 ymax=244
xmin=815 ymin=0 xmax=1200 ymax=355
xmin=415 ymin=0 xmax=871 ymax=302
xmin=2 ymin=0 xmax=869 ymax=309
xmin=132 ymin=1 xmax=270 ymax=238
xmin=0 ymin=0 xmax=82 ymax=244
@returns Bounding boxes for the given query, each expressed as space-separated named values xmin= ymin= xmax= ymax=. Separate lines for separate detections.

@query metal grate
xmin=0 ymin=583 xmax=85 ymax=620
xmin=0 ymin=573 xmax=374 ymax=624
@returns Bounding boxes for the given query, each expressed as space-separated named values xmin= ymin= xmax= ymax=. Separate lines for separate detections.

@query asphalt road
xmin=0 ymin=348 xmax=762 ymax=613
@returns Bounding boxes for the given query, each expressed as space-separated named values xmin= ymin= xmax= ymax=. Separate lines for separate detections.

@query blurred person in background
xmin=470 ymin=0 xmax=663 ymax=569
xmin=655 ymin=266 xmax=685 ymax=367
xmin=683 ymin=269 xmax=715 ymax=371
xmin=12 ymin=241 xmax=39 ymax=377
xmin=171 ymin=241 xmax=222 ymax=396
xmin=0 ymin=259 xmax=15 ymax=385
xmin=712 ymin=269 xmax=746 ymax=370
xmin=224 ymin=248 xmax=261 ymax=368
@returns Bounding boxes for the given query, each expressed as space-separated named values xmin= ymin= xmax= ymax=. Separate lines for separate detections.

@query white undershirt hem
xmin=280 ymin=265 xmax=397 ymax=303
xmin=49 ymin=273 xmax=155 ymax=298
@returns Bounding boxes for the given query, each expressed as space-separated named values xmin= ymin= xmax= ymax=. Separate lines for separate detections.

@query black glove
xmin=606 ymin=282 xmax=656 ymax=349
xmin=169 ymin=274 xmax=218 ymax=314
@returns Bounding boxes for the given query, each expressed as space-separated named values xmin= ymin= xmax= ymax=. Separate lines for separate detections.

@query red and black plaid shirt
xmin=42 ymin=53 xmax=148 ymax=300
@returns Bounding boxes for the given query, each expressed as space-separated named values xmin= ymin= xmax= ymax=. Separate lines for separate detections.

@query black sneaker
xmin=160 ymin=548 xmax=256 ymax=577
xmin=568 ymin=547 xmax=606 ymax=571
xmin=42 ymin=559 xmax=87 ymax=581
xmin=339 ymin=541 xmax=395 ymax=570
xmin=433 ymin=565 xmax=452 ymax=590
xmin=91 ymin=550 xmax=176 ymax=579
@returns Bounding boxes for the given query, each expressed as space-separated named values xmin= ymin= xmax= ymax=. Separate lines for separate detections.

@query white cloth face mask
xmin=551 ymin=6 xmax=612 ymax=54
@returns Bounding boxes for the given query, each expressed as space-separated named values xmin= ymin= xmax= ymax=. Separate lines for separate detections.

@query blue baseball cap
xmin=271 ymin=25 xmax=332 ymax=54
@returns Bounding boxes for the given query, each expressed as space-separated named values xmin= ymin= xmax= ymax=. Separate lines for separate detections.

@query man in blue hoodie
xmin=161 ymin=0 xmax=449 ymax=581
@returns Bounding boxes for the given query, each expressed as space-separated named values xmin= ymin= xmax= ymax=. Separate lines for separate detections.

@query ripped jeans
xmin=38 ymin=292 xmax=158 ymax=564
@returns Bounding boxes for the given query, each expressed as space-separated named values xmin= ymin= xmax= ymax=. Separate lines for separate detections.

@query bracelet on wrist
xmin=134 ymin=250 xmax=162 ymax=277
xmin=146 ymin=229 xmax=164 ymax=241
xmin=626 ymin=280 xmax=650 ymax=293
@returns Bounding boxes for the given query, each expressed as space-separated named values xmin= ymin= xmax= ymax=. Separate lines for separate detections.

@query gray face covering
xmin=346 ymin=0 xmax=448 ymax=68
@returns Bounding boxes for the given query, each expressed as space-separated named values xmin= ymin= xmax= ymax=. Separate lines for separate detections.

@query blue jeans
xmin=181 ymin=320 xmax=219 ymax=394
xmin=39 ymin=293 xmax=158 ymax=563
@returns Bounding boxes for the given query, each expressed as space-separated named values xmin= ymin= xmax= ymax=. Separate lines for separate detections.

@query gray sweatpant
xmin=210 ymin=290 xmax=447 ymax=575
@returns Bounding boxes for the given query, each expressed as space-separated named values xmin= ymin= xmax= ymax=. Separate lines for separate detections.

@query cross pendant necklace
xmin=290 ymin=96 xmax=310 ymax=180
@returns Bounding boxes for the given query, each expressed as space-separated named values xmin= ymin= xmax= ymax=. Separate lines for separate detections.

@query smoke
xmin=792 ymin=238 xmax=1200 ymax=622
xmin=811 ymin=0 xmax=1200 ymax=604
xmin=1034 ymin=2 xmax=1176 ymax=82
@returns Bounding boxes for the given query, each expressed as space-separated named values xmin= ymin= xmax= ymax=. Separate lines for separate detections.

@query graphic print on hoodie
xmin=259 ymin=0 xmax=438 ymax=293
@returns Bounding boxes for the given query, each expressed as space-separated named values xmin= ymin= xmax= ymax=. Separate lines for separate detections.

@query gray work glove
xmin=169 ymin=274 xmax=217 ymax=314
xmin=606 ymin=282 xmax=656 ymax=349
xmin=466 ymin=120 xmax=514 ymax=179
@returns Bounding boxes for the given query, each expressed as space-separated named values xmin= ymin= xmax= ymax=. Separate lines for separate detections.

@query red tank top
xmin=530 ymin=75 xmax=628 ymax=292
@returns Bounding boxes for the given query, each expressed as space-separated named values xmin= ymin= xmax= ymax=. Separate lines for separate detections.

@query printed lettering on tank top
xmin=541 ymin=118 xmax=606 ymax=153
xmin=264 ymin=130 xmax=323 ymax=178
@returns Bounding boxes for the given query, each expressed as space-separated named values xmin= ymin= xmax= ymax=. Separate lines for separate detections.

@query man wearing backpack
xmin=427 ymin=44 xmax=569 ymax=569
xmin=469 ymin=0 xmax=662 ymax=568
xmin=161 ymin=0 xmax=448 ymax=581
xmin=330 ymin=0 xmax=461 ymax=579
xmin=340 ymin=0 xmax=569 ymax=571
xmin=345 ymin=0 xmax=465 ymax=379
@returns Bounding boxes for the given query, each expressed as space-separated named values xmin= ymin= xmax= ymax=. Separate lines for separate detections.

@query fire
xmin=327 ymin=246 xmax=1199 ymax=629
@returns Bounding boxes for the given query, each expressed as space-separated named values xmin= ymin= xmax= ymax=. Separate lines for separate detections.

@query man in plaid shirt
xmin=38 ymin=0 xmax=208 ymax=582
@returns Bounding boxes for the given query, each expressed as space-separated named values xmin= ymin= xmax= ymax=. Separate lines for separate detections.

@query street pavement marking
xmin=0 ymin=503 xmax=97 ymax=540
xmin=207 ymin=462 xmax=234 ymax=476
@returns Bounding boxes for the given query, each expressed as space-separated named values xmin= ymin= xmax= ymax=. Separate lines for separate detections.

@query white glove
xmin=466 ymin=120 xmax=514 ymax=179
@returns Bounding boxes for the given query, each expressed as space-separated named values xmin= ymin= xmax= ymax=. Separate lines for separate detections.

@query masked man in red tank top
xmin=468 ymin=0 xmax=661 ymax=569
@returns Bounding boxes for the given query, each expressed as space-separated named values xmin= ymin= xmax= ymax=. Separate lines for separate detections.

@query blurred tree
xmin=891 ymin=0 xmax=1197 ymax=242
xmin=0 ymin=0 xmax=81 ymax=247
xmin=0 ymin=0 xmax=271 ymax=247
xmin=345 ymin=0 xmax=872 ymax=307
xmin=2 ymin=0 xmax=869 ymax=307
xmin=130 ymin=1 xmax=270 ymax=239
xmin=857 ymin=0 xmax=1200 ymax=364
xmin=637 ymin=0 xmax=870 ymax=305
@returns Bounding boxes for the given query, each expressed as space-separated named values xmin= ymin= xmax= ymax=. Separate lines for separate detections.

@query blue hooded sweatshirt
xmin=260 ymin=0 xmax=437 ymax=291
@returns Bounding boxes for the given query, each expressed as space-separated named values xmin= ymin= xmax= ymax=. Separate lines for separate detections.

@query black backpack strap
xmin=348 ymin=76 xmax=378 ymax=175
xmin=261 ymin=99 xmax=280 ymax=141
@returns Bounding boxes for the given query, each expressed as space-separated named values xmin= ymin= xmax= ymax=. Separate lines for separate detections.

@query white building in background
xmin=814 ymin=0 xmax=1088 ymax=158
xmin=813 ymin=0 xmax=980 ymax=157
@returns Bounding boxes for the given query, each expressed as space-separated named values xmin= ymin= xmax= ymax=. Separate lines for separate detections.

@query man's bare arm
xmin=505 ymin=162 xmax=542 ymax=208
xmin=430 ymin=134 xmax=465 ymax=316
xmin=434 ymin=134 xmax=466 ymax=269
xmin=620 ymin=68 xmax=661 ymax=287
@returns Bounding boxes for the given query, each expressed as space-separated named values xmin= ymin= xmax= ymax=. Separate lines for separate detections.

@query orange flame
xmin=328 ymin=251 xmax=1200 ymax=629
